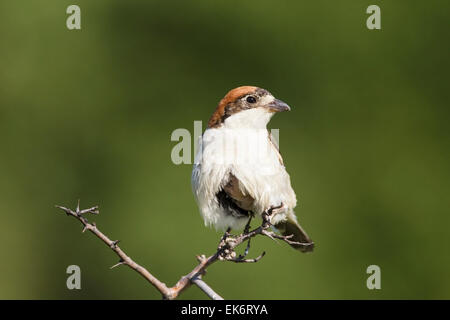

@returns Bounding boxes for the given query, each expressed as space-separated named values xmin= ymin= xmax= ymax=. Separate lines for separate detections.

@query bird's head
xmin=208 ymin=86 xmax=290 ymax=129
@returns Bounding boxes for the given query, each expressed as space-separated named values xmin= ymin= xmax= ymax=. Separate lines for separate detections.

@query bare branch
xmin=191 ymin=276 xmax=224 ymax=300
xmin=56 ymin=201 xmax=310 ymax=300
xmin=55 ymin=204 xmax=171 ymax=299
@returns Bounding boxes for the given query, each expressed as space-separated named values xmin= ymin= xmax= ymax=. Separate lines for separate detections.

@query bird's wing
xmin=223 ymin=173 xmax=254 ymax=211
xmin=216 ymin=173 xmax=255 ymax=217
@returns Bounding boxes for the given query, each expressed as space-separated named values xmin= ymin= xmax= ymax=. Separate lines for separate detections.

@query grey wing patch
xmin=216 ymin=173 xmax=254 ymax=218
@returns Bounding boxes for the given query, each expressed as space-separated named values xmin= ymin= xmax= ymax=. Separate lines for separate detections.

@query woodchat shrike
xmin=192 ymin=86 xmax=314 ymax=252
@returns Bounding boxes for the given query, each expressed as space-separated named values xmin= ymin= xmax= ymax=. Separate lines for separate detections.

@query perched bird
xmin=191 ymin=86 xmax=313 ymax=252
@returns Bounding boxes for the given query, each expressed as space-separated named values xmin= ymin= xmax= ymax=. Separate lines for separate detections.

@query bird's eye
xmin=246 ymin=96 xmax=257 ymax=103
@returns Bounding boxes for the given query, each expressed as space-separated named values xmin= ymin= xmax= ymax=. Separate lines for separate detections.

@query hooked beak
xmin=266 ymin=99 xmax=291 ymax=112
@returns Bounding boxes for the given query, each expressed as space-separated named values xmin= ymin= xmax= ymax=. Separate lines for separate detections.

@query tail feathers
xmin=275 ymin=218 xmax=314 ymax=253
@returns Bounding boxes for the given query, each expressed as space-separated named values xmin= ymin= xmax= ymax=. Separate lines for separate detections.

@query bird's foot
xmin=217 ymin=225 xmax=263 ymax=262
xmin=218 ymin=238 xmax=237 ymax=261
xmin=227 ymin=250 xmax=266 ymax=263
xmin=261 ymin=203 xmax=285 ymax=228
xmin=217 ymin=227 xmax=236 ymax=258
xmin=219 ymin=236 xmax=265 ymax=263
xmin=267 ymin=202 xmax=285 ymax=216
xmin=238 ymin=237 xmax=252 ymax=259
xmin=243 ymin=214 xmax=254 ymax=234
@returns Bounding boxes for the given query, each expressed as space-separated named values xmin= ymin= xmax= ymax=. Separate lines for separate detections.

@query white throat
xmin=224 ymin=107 xmax=274 ymax=129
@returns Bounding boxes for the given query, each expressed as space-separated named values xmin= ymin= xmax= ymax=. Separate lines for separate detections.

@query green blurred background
xmin=0 ymin=0 xmax=449 ymax=299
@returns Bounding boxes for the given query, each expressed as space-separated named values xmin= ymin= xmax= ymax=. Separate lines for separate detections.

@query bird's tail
xmin=275 ymin=217 xmax=314 ymax=253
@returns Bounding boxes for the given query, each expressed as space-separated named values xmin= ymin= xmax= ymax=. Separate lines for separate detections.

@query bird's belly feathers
xmin=192 ymin=127 xmax=297 ymax=230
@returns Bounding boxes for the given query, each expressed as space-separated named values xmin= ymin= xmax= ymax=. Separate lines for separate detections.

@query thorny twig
xmin=56 ymin=200 xmax=312 ymax=300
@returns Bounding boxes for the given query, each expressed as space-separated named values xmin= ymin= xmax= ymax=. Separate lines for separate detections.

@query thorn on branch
xmin=79 ymin=206 xmax=100 ymax=215
xmin=56 ymin=202 xmax=99 ymax=217
xmin=74 ymin=200 xmax=98 ymax=216
xmin=110 ymin=240 xmax=120 ymax=249
xmin=110 ymin=259 xmax=125 ymax=269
